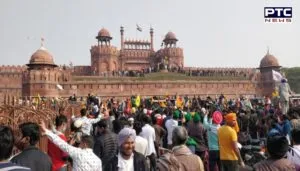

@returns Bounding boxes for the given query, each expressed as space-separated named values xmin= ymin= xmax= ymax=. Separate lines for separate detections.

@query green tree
xmin=283 ymin=67 xmax=300 ymax=93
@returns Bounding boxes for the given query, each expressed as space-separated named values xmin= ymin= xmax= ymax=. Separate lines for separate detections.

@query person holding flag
xmin=272 ymin=70 xmax=283 ymax=82
xmin=279 ymin=78 xmax=292 ymax=114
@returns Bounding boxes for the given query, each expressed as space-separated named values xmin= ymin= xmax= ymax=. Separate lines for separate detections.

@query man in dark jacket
xmin=11 ymin=122 xmax=52 ymax=171
xmin=0 ymin=125 xmax=30 ymax=171
xmin=187 ymin=113 xmax=208 ymax=159
xmin=157 ymin=126 xmax=204 ymax=171
xmin=104 ymin=127 xmax=147 ymax=171
xmin=254 ymin=135 xmax=295 ymax=171
xmin=93 ymin=119 xmax=118 ymax=169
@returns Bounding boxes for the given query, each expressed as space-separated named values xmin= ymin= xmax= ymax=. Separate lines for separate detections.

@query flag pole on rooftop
xmin=41 ymin=37 xmax=45 ymax=47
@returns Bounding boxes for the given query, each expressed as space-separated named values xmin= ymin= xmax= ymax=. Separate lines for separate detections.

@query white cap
xmin=201 ymin=108 xmax=206 ymax=114
xmin=74 ymin=120 xmax=83 ymax=128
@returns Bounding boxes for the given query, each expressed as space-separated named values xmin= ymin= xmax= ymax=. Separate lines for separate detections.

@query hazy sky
xmin=0 ymin=0 xmax=298 ymax=68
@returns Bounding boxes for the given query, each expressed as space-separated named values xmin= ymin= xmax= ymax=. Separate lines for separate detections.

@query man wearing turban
xmin=165 ymin=110 xmax=179 ymax=149
xmin=218 ymin=113 xmax=244 ymax=171
xmin=203 ymin=111 xmax=223 ymax=171
xmin=104 ymin=127 xmax=147 ymax=171
xmin=279 ymin=78 xmax=292 ymax=115
xmin=186 ymin=112 xmax=208 ymax=167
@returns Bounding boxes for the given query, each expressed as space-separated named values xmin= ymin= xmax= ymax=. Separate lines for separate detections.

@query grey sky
xmin=0 ymin=0 xmax=298 ymax=68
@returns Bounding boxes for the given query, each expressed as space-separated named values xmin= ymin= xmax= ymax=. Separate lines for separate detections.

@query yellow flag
xmin=160 ymin=101 xmax=166 ymax=108
xmin=135 ymin=95 xmax=141 ymax=107
xmin=176 ymin=96 xmax=183 ymax=108
xmin=272 ymin=90 xmax=279 ymax=97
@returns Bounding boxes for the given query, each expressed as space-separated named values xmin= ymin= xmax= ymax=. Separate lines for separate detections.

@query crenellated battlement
xmin=123 ymin=39 xmax=151 ymax=50
xmin=124 ymin=38 xmax=151 ymax=44
xmin=0 ymin=65 xmax=27 ymax=73
xmin=121 ymin=50 xmax=152 ymax=58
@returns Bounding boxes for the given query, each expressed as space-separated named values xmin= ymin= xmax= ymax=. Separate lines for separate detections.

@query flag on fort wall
xmin=136 ymin=24 xmax=142 ymax=32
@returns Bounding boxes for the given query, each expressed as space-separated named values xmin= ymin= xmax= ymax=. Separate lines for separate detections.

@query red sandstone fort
xmin=0 ymin=27 xmax=282 ymax=104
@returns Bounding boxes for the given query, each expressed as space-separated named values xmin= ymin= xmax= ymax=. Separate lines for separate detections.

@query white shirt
xmin=287 ymin=145 xmax=300 ymax=168
xmin=165 ymin=119 xmax=178 ymax=145
xmin=118 ymin=153 xmax=134 ymax=171
xmin=279 ymin=82 xmax=291 ymax=101
xmin=139 ymin=124 xmax=156 ymax=156
xmin=135 ymin=136 xmax=148 ymax=156
xmin=93 ymin=105 xmax=99 ymax=113
xmin=72 ymin=115 xmax=101 ymax=135
xmin=46 ymin=130 xmax=102 ymax=171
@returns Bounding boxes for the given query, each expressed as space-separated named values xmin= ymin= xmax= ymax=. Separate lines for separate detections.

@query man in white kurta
xmin=279 ymin=78 xmax=292 ymax=114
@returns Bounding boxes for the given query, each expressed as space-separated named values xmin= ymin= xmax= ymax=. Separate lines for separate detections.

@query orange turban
xmin=224 ymin=113 xmax=237 ymax=122
xmin=225 ymin=113 xmax=239 ymax=133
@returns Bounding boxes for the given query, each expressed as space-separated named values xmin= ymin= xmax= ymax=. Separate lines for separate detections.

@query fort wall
xmin=0 ymin=65 xmax=25 ymax=104
xmin=57 ymin=80 xmax=259 ymax=99
xmin=0 ymin=64 xmax=261 ymax=105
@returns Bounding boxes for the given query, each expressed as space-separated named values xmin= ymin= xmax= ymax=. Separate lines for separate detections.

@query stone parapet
xmin=55 ymin=80 xmax=258 ymax=99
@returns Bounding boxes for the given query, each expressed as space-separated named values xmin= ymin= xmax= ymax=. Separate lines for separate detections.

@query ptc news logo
xmin=264 ymin=7 xmax=292 ymax=23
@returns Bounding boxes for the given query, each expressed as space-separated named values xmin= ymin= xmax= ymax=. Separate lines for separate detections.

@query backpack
xmin=157 ymin=152 xmax=182 ymax=171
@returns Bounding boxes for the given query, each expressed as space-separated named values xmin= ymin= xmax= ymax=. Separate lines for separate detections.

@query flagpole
xmin=135 ymin=23 xmax=137 ymax=39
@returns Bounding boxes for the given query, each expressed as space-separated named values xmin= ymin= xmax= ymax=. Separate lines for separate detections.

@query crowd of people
xmin=90 ymin=65 xmax=252 ymax=79
xmin=94 ymin=66 xmax=185 ymax=77
xmin=185 ymin=69 xmax=251 ymax=78
xmin=0 ymin=79 xmax=300 ymax=171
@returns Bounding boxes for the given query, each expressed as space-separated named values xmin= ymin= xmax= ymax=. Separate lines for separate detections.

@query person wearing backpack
xmin=287 ymin=129 xmax=300 ymax=171
xmin=157 ymin=126 xmax=204 ymax=171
